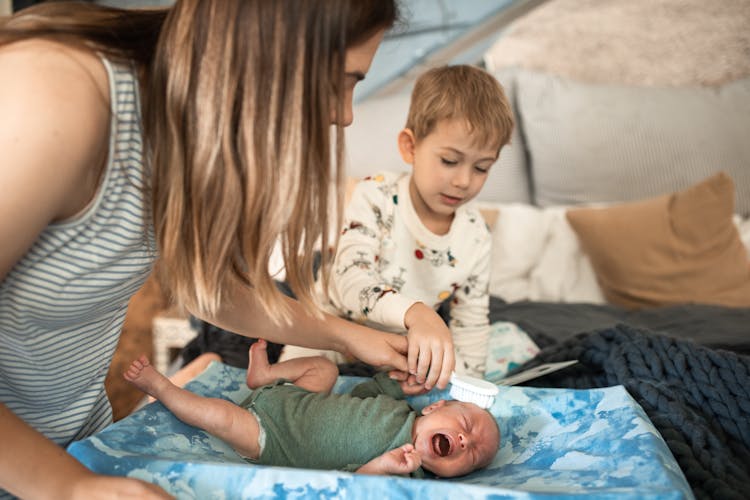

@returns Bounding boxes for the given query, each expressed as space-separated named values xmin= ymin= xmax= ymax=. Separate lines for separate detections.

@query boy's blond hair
xmin=405 ymin=65 xmax=514 ymax=152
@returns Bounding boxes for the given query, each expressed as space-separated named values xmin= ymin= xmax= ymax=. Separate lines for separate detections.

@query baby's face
xmin=412 ymin=400 xmax=499 ymax=477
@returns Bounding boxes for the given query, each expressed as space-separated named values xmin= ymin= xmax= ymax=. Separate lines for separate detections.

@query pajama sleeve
xmin=448 ymin=232 xmax=492 ymax=378
xmin=327 ymin=179 xmax=417 ymax=330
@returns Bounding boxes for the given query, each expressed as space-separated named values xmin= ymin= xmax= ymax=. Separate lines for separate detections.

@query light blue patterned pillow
xmin=484 ymin=321 xmax=540 ymax=383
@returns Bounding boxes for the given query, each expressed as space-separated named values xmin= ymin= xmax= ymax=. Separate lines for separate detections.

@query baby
xmin=124 ymin=340 xmax=500 ymax=477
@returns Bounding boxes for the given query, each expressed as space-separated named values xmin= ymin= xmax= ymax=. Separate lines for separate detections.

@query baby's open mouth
xmin=432 ymin=433 xmax=451 ymax=457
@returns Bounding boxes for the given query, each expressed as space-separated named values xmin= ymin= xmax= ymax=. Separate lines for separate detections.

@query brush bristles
xmin=450 ymin=385 xmax=494 ymax=409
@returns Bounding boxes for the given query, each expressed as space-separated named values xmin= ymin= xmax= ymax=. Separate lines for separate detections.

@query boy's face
xmin=398 ymin=119 xmax=498 ymax=230
xmin=412 ymin=400 xmax=499 ymax=477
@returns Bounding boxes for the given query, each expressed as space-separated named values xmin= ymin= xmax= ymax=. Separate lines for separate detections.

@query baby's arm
xmin=356 ymin=444 xmax=422 ymax=476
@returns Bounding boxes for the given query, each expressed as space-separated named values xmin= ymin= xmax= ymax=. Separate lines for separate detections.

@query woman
xmin=0 ymin=2 xmax=454 ymax=498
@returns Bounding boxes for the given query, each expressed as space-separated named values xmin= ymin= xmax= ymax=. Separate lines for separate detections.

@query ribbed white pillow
xmin=515 ymin=69 xmax=750 ymax=216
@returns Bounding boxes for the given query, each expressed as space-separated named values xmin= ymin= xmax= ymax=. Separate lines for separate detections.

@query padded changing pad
xmin=68 ymin=362 xmax=693 ymax=499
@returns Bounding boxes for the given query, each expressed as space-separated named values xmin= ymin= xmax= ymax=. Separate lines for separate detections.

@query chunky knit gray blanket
xmin=520 ymin=324 xmax=750 ymax=500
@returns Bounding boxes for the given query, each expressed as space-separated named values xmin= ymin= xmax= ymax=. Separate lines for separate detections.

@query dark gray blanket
xmin=489 ymin=297 xmax=750 ymax=355
xmin=517 ymin=323 xmax=750 ymax=500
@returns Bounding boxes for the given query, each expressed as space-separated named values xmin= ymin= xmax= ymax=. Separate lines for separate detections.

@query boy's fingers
xmin=424 ymin=350 xmax=442 ymax=390
xmin=436 ymin=350 xmax=454 ymax=389
xmin=416 ymin=349 xmax=431 ymax=384
xmin=407 ymin=340 xmax=419 ymax=376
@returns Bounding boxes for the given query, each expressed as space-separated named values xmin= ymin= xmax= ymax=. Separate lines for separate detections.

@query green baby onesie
xmin=241 ymin=372 xmax=419 ymax=473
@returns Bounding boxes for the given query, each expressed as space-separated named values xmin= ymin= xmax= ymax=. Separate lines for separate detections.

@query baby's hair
xmin=480 ymin=408 xmax=501 ymax=468
xmin=405 ymin=64 xmax=514 ymax=153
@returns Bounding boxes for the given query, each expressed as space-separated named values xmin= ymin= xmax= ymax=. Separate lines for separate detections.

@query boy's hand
xmin=388 ymin=370 xmax=430 ymax=396
xmin=356 ymin=444 xmax=422 ymax=475
xmin=404 ymin=302 xmax=455 ymax=390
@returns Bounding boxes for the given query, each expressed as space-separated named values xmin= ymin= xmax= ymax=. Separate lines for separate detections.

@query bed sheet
xmin=68 ymin=362 xmax=692 ymax=499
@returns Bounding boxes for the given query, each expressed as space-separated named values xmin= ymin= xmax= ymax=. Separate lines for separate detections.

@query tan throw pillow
xmin=566 ymin=172 xmax=750 ymax=309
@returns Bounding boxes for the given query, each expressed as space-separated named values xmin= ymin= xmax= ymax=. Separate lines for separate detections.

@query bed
xmin=71 ymin=127 xmax=750 ymax=499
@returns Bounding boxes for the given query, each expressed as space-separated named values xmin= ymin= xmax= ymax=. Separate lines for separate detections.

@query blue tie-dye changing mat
xmin=67 ymin=362 xmax=693 ymax=499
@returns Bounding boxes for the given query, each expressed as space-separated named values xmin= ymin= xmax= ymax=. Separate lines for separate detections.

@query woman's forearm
xmin=194 ymin=286 xmax=408 ymax=371
xmin=195 ymin=289 xmax=345 ymax=350
xmin=0 ymin=403 xmax=92 ymax=499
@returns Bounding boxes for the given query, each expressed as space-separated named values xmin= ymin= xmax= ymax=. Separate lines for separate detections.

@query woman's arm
xmin=195 ymin=288 xmax=409 ymax=372
xmin=193 ymin=179 xmax=410 ymax=371
xmin=0 ymin=41 xmax=171 ymax=499
xmin=0 ymin=40 xmax=110 ymax=281
xmin=0 ymin=404 xmax=171 ymax=499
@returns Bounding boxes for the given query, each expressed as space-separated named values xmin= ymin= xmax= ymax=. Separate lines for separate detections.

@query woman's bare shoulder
xmin=0 ymin=38 xmax=112 ymax=184
xmin=0 ymin=38 xmax=110 ymax=105
xmin=0 ymin=39 xmax=114 ymax=280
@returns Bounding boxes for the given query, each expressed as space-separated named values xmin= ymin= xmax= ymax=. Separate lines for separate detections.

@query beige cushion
xmin=566 ymin=172 xmax=750 ymax=309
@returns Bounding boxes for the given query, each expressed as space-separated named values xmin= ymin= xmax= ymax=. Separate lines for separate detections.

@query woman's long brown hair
xmin=0 ymin=0 xmax=399 ymax=321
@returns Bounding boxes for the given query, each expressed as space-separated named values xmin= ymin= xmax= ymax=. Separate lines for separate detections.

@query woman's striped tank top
xmin=0 ymin=56 xmax=156 ymax=450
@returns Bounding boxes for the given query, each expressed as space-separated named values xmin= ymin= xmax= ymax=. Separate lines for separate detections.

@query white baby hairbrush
xmin=449 ymin=372 xmax=499 ymax=409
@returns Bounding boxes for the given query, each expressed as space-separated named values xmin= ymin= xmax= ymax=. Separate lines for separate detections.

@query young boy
xmin=124 ymin=340 xmax=500 ymax=478
xmin=285 ymin=65 xmax=514 ymax=384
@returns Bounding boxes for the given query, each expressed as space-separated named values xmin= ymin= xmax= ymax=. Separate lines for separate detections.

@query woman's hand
xmin=344 ymin=328 xmax=409 ymax=372
xmin=403 ymin=302 xmax=455 ymax=390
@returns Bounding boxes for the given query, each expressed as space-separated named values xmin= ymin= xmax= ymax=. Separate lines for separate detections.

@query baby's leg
xmin=247 ymin=339 xmax=338 ymax=393
xmin=169 ymin=352 xmax=222 ymax=388
xmin=124 ymin=355 xmax=262 ymax=459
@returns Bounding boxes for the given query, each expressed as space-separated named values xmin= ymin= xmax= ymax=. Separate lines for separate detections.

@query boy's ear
xmin=421 ymin=399 xmax=447 ymax=415
xmin=397 ymin=128 xmax=417 ymax=164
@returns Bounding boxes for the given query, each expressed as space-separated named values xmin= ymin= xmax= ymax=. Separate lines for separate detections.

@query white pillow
xmin=479 ymin=201 xmax=605 ymax=304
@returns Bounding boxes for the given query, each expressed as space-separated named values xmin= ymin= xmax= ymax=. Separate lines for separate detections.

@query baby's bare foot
xmin=123 ymin=355 xmax=169 ymax=398
xmin=246 ymin=339 xmax=273 ymax=389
